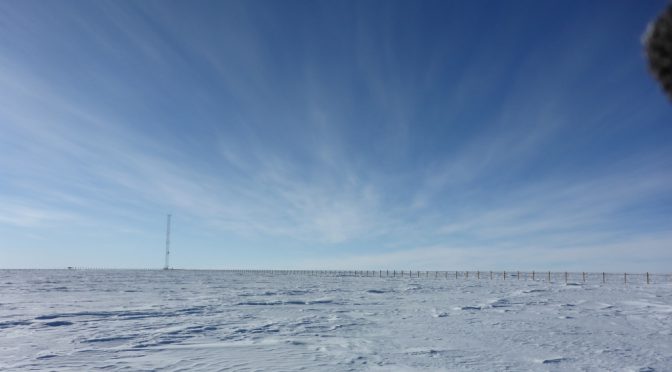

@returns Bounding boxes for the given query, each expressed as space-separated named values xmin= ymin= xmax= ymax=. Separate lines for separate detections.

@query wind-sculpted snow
xmin=0 ymin=270 xmax=670 ymax=371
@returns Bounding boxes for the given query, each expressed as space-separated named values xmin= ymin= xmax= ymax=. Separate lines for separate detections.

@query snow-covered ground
xmin=1 ymin=270 xmax=670 ymax=371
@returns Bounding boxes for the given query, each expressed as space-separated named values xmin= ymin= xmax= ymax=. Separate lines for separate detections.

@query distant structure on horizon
xmin=163 ymin=214 xmax=171 ymax=270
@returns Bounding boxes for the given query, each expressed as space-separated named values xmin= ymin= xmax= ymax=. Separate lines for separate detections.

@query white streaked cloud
xmin=0 ymin=1 xmax=670 ymax=270
xmin=297 ymin=231 xmax=672 ymax=272
xmin=0 ymin=200 xmax=79 ymax=227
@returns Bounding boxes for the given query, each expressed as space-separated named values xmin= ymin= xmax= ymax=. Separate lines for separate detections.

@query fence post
xmin=624 ymin=272 xmax=627 ymax=284
xmin=504 ymin=271 xmax=506 ymax=280
xmin=477 ymin=270 xmax=480 ymax=279
xmin=565 ymin=272 xmax=567 ymax=284
xmin=466 ymin=271 xmax=469 ymax=279
xmin=532 ymin=271 xmax=535 ymax=280
xmin=548 ymin=271 xmax=551 ymax=282
xmin=647 ymin=272 xmax=650 ymax=284
xmin=602 ymin=272 xmax=605 ymax=283
xmin=517 ymin=271 xmax=520 ymax=280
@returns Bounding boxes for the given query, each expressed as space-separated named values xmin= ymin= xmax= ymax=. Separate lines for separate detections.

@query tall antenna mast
xmin=164 ymin=214 xmax=171 ymax=270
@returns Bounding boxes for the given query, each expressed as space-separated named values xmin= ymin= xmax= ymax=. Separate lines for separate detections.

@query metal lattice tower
xmin=164 ymin=214 xmax=171 ymax=270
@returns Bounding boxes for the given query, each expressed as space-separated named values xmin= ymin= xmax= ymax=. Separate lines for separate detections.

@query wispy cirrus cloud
xmin=297 ymin=230 xmax=672 ymax=272
xmin=0 ymin=1 xmax=670 ymax=269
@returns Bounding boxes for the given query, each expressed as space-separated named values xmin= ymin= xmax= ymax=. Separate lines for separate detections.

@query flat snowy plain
xmin=1 ymin=270 xmax=671 ymax=371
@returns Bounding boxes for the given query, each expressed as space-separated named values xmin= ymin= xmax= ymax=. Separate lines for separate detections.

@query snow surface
xmin=1 ymin=270 xmax=671 ymax=371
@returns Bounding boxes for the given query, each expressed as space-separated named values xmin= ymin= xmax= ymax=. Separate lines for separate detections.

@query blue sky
xmin=1 ymin=0 xmax=671 ymax=271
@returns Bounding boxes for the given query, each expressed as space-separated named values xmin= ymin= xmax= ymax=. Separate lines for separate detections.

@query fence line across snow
xmin=198 ymin=269 xmax=669 ymax=285
xmin=58 ymin=268 xmax=670 ymax=285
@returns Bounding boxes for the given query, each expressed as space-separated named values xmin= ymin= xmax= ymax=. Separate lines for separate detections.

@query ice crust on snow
xmin=0 ymin=270 xmax=671 ymax=371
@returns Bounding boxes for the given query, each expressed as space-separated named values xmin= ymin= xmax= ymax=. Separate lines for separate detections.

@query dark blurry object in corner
xmin=645 ymin=5 xmax=672 ymax=101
